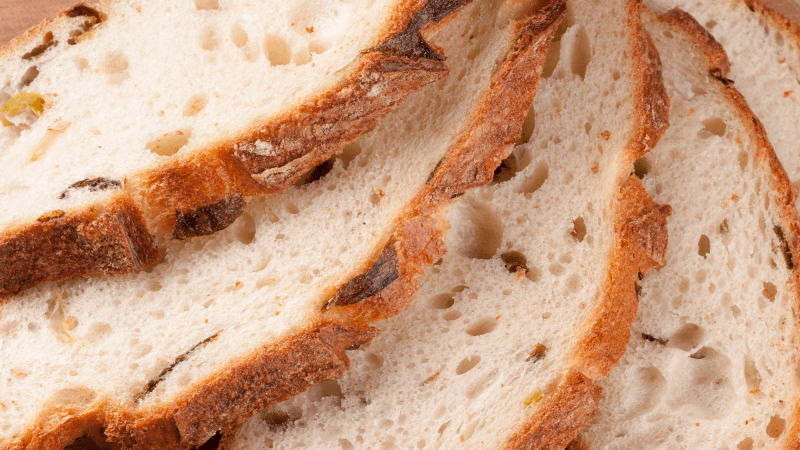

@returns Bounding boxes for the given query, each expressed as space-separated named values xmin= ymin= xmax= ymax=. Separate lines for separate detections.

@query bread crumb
xmin=600 ymin=130 xmax=611 ymax=140
xmin=785 ymin=90 xmax=794 ymax=97
xmin=305 ymin=26 xmax=315 ymax=33
xmin=731 ymin=194 xmax=740 ymax=201
xmin=687 ymin=108 xmax=695 ymax=117
xmin=779 ymin=57 xmax=786 ymax=64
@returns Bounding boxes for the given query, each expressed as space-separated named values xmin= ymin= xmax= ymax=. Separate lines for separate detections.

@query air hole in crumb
xmin=568 ymin=25 xmax=591 ymax=79
xmin=634 ymin=157 xmax=652 ymax=179
xmin=663 ymin=30 xmax=674 ymax=38
xmin=285 ymin=202 xmax=300 ymax=214
xmin=738 ymin=437 xmax=754 ymax=450
xmin=338 ymin=142 xmax=362 ymax=169
xmin=447 ymin=198 xmax=503 ymax=259
xmin=669 ymin=323 xmax=704 ymax=352
xmin=103 ymin=51 xmax=129 ymax=74
xmin=612 ymin=70 xmax=620 ymax=80
xmin=541 ymin=39 xmax=561 ymax=78
xmin=465 ymin=370 xmax=497 ymax=399
xmin=699 ymin=117 xmax=726 ymax=138
xmin=194 ymin=0 xmax=219 ymax=10
xmin=427 ymin=293 xmax=455 ymax=310
xmin=744 ymin=354 xmax=762 ymax=392
xmin=27 ymin=322 xmax=39 ymax=332
xmin=294 ymin=47 xmax=312 ymax=66
xmin=183 ymin=93 xmax=209 ymax=117
xmin=566 ymin=274 xmax=582 ymax=293
xmin=308 ymin=40 xmax=330 ymax=55
xmin=731 ymin=305 xmax=741 ymax=318
xmin=698 ymin=235 xmax=711 ymax=258
xmin=516 ymin=105 xmax=535 ymax=145
xmin=456 ymin=355 xmax=481 ymax=375
xmin=692 ymin=85 xmax=707 ymax=96
xmin=766 ymin=415 xmax=786 ymax=438
xmin=516 ymin=161 xmax=549 ymax=195
xmin=201 ymin=29 xmax=219 ymax=51
xmin=366 ymin=352 xmax=384 ymax=367
xmin=295 ymin=159 xmax=334 ymax=186
xmin=493 ymin=153 xmax=519 ymax=183
xmin=74 ymin=57 xmax=90 ymax=72
xmin=146 ymin=130 xmax=191 ymax=157
xmin=548 ymin=263 xmax=566 ymax=276
xmin=339 ymin=439 xmax=355 ymax=450
xmin=264 ymin=35 xmax=292 ymax=66
xmin=738 ymin=150 xmax=749 ymax=170
xmin=762 ymin=282 xmax=777 ymax=301
xmin=231 ymin=24 xmax=249 ymax=48
xmin=85 ymin=322 xmax=112 ymax=343
xmin=571 ymin=217 xmax=586 ymax=242
xmin=705 ymin=20 xmax=717 ymax=29
xmin=234 ymin=212 xmax=256 ymax=245
xmin=20 ymin=66 xmax=39 ymax=87
xmin=443 ymin=310 xmax=462 ymax=321
xmin=466 ymin=317 xmax=497 ymax=337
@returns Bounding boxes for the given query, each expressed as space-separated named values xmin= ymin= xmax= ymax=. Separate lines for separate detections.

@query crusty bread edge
xmin=572 ymin=8 xmax=800 ymax=449
xmin=655 ymin=9 xmax=800 ymax=450
xmin=1 ymin=1 xmax=566 ymax=448
xmin=502 ymin=0 xmax=673 ymax=448
xmin=0 ymin=0 xmax=468 ymax=297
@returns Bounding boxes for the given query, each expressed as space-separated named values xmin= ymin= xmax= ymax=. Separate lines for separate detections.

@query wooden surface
xmin=0 ymin=0 xmax=76 ymax=46
xmin=0 ymin=0 xmax=799 ymax=47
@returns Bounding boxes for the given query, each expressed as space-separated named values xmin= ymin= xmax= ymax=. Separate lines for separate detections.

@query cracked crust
xmin=0 ymin=0 xmax=468 ymax=297
xmin=649 ymin=8 xmax=800 ymax=450
xmin=1 ymin=0 xmax=566 ymax=448
xmin=503 ymin=0 xmax=673 ymax=447
xmin=0 ymin=190 xmax=160 ymax=300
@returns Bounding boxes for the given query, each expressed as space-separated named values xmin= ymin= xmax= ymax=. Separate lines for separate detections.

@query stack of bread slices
xmin=2 ymin=0 xmax=800 ymax=449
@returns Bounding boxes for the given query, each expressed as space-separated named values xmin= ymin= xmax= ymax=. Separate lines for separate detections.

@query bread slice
xmin=0 ymin=0 xmax=562 ymax=448
xmin=645 ymin=0 xmax=800 ymax=245
xmin=221 ymin=0 xmax=672 ymax=448
xmin=577 ymin=8 xmax=800 ymax=449
xmin=0 ymin=0 xmax=467 ymax=296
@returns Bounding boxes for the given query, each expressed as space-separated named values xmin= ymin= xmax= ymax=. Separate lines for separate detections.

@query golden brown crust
xmin=1 ymin=1 xmax=564 ymax=449
xmin=0 ymin=190 xmax=161 ymax=298
xmin=569 ymin=176 xmax=671 ymax=380
xmin=0 ymin=0 xmax=460 ymax=296
xmin=502 ymin=370 xmax=603 ymax=450
xmin=626 ymin=0 xmax=671 ymax=163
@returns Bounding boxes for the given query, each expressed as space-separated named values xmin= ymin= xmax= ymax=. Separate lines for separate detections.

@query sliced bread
xmin=0 ymin=0 xmax=562 ymax=448
xmin=577 ymin=8 xmax=800 ymax=449
xmin=221 ymin=0 xmax=672 ymax=448
xmin=0 ymin=0 xmax=465 ymax=296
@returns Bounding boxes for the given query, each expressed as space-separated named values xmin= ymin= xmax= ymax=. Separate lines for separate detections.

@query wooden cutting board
xmin=1 ymin=0 xmax=800 ymax=47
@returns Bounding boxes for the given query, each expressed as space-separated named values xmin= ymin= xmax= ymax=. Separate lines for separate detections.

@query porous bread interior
xmin=0 ymin=0 xmax=506 ymax=442
xmin=582 ymin=14 xmax=800 ymax=449
xmin=0 ymin=0 xmax=399 ymax=231
xmin=227 ymin=0 xmax=656 ymax=448
xmin=647 ymin=0 xmax=800 ymax=237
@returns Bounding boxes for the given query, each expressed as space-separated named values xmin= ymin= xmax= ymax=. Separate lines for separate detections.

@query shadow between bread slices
xmin=0 ymin=0 xmax=474 ymax=297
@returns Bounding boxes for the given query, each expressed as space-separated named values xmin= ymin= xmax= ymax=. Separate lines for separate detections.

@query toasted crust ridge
xmin=502 ymin=370 xmax=603 ymax=450
xmin=0 ymin=0 xmax=464 ymax=296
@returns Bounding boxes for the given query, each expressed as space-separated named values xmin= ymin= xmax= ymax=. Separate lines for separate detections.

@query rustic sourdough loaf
xmin=0 ymin=0 xmax=466 ymax=296
xmin=0 ymin=0 xmax=560 ymax=448
xmin=577 ymin=8 xmax=800 ymax=449
xmin=222 ymin=0 xmax=672 ymax=448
